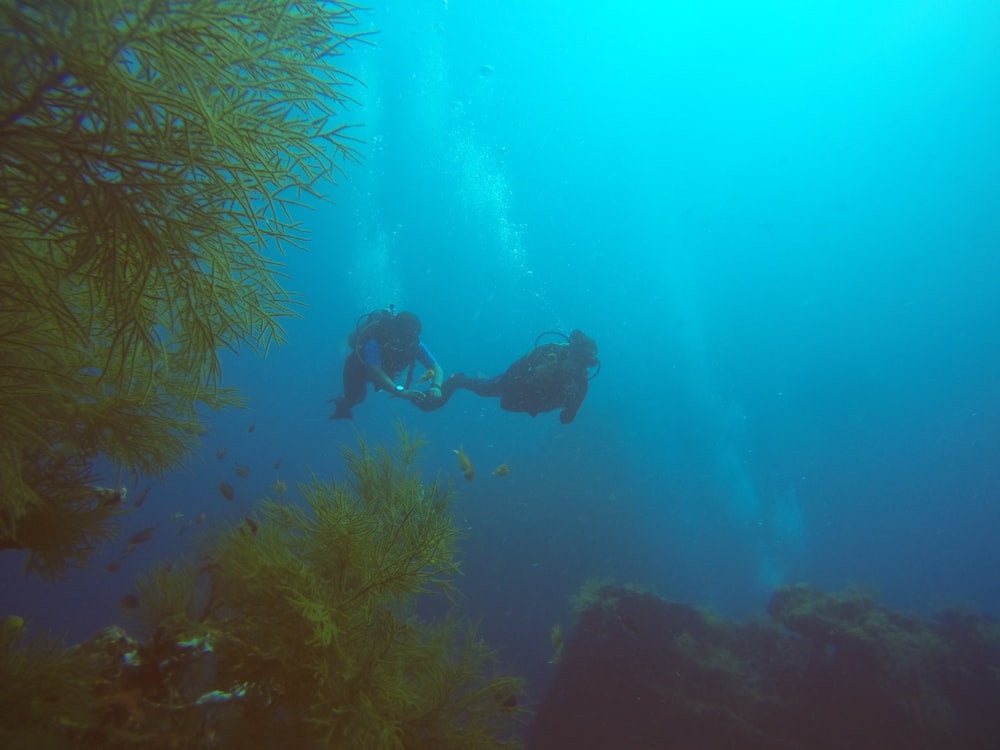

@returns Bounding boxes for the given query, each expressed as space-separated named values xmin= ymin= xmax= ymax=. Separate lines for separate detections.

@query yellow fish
xmin=453 ymin=446 xmax=474 ymax=482
xmin=492 ymin=463 xmax=509 ymax=477
xmin=419 ymin=368 xmax=436 ymax=383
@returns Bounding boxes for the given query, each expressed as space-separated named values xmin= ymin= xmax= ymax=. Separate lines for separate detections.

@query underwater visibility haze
xmin=2 ymin=0 xmax=1000 ymax=746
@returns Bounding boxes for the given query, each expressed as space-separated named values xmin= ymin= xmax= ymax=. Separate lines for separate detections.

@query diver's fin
xmin=330 ymin=398 xmax=353 ymax=420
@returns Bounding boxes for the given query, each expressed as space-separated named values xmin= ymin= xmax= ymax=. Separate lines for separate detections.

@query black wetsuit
xmin=440 ymin=342 xmax=590 ymax=423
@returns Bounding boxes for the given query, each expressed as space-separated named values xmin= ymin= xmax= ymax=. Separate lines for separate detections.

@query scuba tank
xmin=533 ymin=330 xmax=601 ymax=379
xmin=348 ymin=304 xmax=395 ymax=356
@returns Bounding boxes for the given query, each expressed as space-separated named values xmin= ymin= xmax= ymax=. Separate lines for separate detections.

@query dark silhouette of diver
xmin=433 ymin=330 xmax=599 ymax=423
xmin=330 ymin=307 xmax=444 ymax=420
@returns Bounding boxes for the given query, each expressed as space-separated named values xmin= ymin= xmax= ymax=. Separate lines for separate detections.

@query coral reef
xmin=0 ymin=432 xmax=525 ymax=748
xmin=529 ymin=582 xmax=1000 ymax=749
xmin=0 ymin=0 xmax=365 ymax=573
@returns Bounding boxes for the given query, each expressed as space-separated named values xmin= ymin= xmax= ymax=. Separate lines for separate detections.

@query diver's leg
xmin=331 ymin=356 xmax=367 ymax=419
xmin=411 ymin=372 xmax=475 ymax=412
xmin=445 ymin=373 xmax=504 ymax=398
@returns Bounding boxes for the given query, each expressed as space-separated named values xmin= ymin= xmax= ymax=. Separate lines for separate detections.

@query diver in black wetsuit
xmin=434 ymin=330 xmax=599 ymax=423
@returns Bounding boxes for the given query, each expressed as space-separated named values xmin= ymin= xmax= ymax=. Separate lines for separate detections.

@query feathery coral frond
xmin=1 ymin=0 xmax=365 ymax=573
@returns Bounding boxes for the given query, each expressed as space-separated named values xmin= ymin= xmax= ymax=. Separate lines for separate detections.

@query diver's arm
xmin=367 ymin=364 xmax=398 ymax=393
xmin=362 ymin=339 xmax=420 ymax=401
xmin=360 ymin=339 xmax=396 ymax=393
xmin=417 ymin=343 xmax=444 ymax=397
xmin=368 ymin=364 xmax=428 ymax=403
xmin=370 ymin=365 xmax=422 ymax=403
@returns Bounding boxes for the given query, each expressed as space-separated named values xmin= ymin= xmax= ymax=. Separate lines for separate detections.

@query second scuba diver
xmin=434 ymin=329 xmax=599 ymax=424
xmin=330 ymin=307 xmax=444 ymax=420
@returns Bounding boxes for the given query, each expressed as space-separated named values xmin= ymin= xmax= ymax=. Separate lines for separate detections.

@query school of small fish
xmin=104 ymin=418 xmax=291 ymax=585
xmin=110 ymin=415 xmax=522 ymax=609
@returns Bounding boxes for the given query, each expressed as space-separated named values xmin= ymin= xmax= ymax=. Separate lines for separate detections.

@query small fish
xmin=216 ymin=447 xmax=226 ymax=461
xmin=273 ymin=458 xmax=282 ymax=470
xmin=97 ymin=486 xmax=126 ymax=506
xmin=247 ymin=421 xmax=256 ymax=433
xmin=418 ymin=368 xmax=436 ymax=383
xmin=234 ymin=464 xmax=250 ymax=479
xmin=128 ymin=527 xmax=156 ymax=545
xmin=219 ymin=481 xmax=235 ymax=501
xmin=170 ymin=512 xmax=184 ymax=522
xmin=492 ymin=464 xmax=509 ymax=477
xmin=240 ymin=517 xmax=258 ymax=536
xmin=495 ymin=690 xmax=518 ymax=713
xmin=119 ymin=594 xmax=140 ymax=610
xmin=453 ymin=446 xmax=474 ymax=482
xmin=177 ymin=512 xmax=207 ymax=536
xmin=105 ymin=558 xmax=123 ymax=573
xmin=271 ymin=478 xmax=286 ymax=496
xmin=132 ymin=485 xmax=151 ymax=508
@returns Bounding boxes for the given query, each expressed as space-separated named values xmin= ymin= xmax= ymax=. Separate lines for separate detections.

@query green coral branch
xmin=116 ymin=431 xmax=525 ymax=748
xmin=0 ymin=0 xmax=364 ymax=573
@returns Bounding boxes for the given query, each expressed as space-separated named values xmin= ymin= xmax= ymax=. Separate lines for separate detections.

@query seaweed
xmin=0 ymin=0 xmax=368 ymax=573
xmin=181 ymin=431 xmax=525 ymax=748
xmin=0 ymin=431 xmax=524 ymax=748
xmin=0 ymin=616 xmax=104 ymax=749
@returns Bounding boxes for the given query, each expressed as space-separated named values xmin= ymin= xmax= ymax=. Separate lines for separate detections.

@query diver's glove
xmin=410 ymin=385 xmax=451 ymax=412
xmin=394 ymin=388 xmax=425 ymax=404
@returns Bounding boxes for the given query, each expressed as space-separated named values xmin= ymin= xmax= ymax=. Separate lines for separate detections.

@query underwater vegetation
xmin=0 ymin=0 xmax=366 ymax=574
xmin=530 ymin=582 xmax=1000 ymax=749
xmin=0 ymin=614 xmax=106 ymax=749
xmin=0 ymin=432 xmax=525 ymax=748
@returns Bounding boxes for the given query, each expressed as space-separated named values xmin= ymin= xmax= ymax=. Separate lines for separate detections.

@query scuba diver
xmin=437 ymin=329 xmax=599 ymax=424
xmin=330 ymin=306 xmax=444 ymax=420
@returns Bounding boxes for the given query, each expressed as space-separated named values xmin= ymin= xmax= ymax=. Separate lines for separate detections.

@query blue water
xmin=4 ymin=0 xmax=1000 ymax=703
